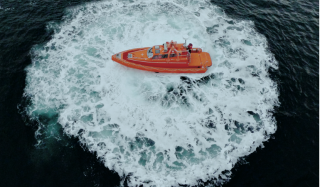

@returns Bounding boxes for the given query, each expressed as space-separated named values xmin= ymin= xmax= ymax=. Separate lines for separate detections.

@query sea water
xmin=24 ymin=0 xmax=279 ymax=186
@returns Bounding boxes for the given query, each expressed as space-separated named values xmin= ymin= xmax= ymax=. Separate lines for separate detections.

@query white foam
xmin=24 ymin=0 xmax=279 ymax=186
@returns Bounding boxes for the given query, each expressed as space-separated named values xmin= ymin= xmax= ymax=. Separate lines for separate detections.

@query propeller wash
xmin=23 ymin=0 xmax=279 ymax=186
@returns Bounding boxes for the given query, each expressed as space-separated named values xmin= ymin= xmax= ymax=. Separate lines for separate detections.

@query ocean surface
xmin=0 ymin=0 xmax=318 ymax=186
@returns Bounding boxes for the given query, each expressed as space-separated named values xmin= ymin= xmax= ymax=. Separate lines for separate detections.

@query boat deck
xmin=189 ymin=52 xmax=211 ymax=67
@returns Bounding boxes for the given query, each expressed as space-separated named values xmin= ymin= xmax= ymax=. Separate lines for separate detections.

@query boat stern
xmin=201 ymin=52 xmax=212 ymax=68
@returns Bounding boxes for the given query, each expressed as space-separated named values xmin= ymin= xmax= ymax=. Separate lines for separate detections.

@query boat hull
xmin=112 ymin=47 xmax=212 ymax=73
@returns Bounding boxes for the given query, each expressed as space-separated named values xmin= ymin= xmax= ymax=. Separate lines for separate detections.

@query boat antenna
xmin=183 ymin=35 xmax=188 ymax=48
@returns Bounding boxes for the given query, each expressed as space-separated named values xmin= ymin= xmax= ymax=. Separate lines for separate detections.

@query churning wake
xmin=23 ymin=0 xmax=279 ymax=186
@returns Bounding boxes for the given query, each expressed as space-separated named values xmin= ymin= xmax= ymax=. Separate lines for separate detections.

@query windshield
xmin=147 ymin=47 xmax=153 ymax=58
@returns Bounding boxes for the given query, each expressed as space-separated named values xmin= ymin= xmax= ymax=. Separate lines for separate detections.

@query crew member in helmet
xmin=187 ymin=43 xmax=193 ymax=53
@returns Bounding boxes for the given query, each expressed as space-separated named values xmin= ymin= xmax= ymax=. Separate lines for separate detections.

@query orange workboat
xmin=111 ymin=41 xmax=212 ymax=73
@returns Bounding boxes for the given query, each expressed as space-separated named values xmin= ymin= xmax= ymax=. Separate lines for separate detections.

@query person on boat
xmin=187 ymin=43 xmax=193 ymax=53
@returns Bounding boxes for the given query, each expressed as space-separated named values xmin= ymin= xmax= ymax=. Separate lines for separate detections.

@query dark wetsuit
xmin=187 ymin=44 xmax=193 ymax=53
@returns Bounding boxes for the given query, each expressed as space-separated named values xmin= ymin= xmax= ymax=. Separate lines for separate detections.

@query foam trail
xmin=24 ymin=0 xmax=279 ymax=186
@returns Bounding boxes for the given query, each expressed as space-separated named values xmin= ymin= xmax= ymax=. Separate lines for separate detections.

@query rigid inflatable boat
xmin=111 ymin=41 xmax=212 ymax=73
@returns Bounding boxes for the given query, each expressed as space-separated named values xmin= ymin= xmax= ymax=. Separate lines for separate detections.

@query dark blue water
xmin=0 ymin=0 xmax=318 ymax=186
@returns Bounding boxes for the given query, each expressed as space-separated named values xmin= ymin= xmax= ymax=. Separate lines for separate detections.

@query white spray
xmin=24 ymin=0 xmax=279 ymax=186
